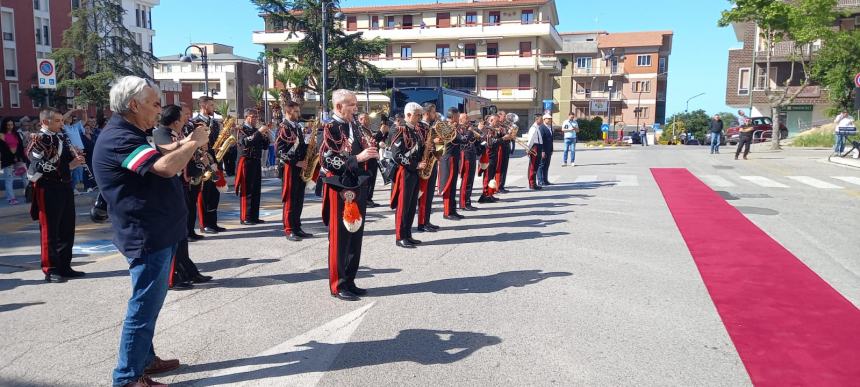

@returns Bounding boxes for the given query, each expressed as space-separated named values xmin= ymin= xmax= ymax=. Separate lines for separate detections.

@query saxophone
xmin=299 ymin=120 xmax=320 ymax=183
xmin=214 ymin=115 xmax=237 ymax=162
xmin=418 ymin=123 xmax=438 ymax=180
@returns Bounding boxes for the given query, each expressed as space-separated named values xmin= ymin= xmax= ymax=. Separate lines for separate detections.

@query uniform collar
xmin=40 ymin=127 xmax=57 ymax=136
xmin=332 ymin=114 xmax=347 ymax=123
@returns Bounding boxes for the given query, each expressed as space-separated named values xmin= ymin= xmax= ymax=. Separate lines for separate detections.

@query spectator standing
xmin=709 ymin=114 xmax=724 ymax=154
xmin=1 ymin=118 xmax=29 ymax=204
xmin=63 ymin=109 xmax=87 ymax=194
xmin=639 ymin=124 xmax=648 ymax=147
xmin=561 ymin=113 xmax=578 ymax=166
xmin=834 ymin=111 xmax=856 ymax=155
xmin=538 ymin=114 xmax=554 ymax=185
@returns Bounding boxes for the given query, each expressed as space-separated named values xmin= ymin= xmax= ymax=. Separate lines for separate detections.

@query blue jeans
xmin=3 ymin=166 xmax=21 ymax=201
xmin=562 ymin=138 xmax=576 ymax=164
xmin=710 ymin=133 xmax=721 ymax=153
xmin=112 ymin=244 xmax=177 ymax=387
xmin=71 ymin=168 xmax=83 ymax=190
xmin=835 ymin=133 xmax=846 ymax=154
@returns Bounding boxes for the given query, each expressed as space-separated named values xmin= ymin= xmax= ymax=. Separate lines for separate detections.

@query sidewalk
xmin=829 ymin=155 xmax=860 ymax=169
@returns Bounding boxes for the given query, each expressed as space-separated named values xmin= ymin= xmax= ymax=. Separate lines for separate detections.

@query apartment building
xmin=725 ymin=0 xmax=860 ymax=134
xmin=253 ymin=0 xmax=562 ymax=126
xmin=121 ymin=0 xmax=159 ymax=77
xmin=154 ymin=44 xmax=263 ymax=116
xmin=553 ymin=30 xmax=672 ymax=129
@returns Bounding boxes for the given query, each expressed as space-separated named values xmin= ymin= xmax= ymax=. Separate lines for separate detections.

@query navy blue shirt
xmin=539 ymin=124 xmax=554 ymax=153
xmin=92 ymin=115 xmax=187 ymax=259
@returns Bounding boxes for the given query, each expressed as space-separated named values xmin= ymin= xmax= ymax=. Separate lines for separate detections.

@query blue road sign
xmin=601 ymin=124 xmax=610 ymax=132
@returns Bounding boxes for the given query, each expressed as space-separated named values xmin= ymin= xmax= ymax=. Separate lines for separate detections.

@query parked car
xmin=705 ymin=131 xmax=728 ymax=146
xmin=725 ymin=117 xmax=788 ymax=145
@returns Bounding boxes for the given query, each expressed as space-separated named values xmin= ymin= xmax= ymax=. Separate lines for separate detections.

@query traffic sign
xmin=601 ymin=124 xmax=610 ymax=132
xmin=37 ymin=59 xmax=57 ymax=89
xmin=854 ymin=72 xmax=860 ymax=88
xmin=652 ymin=123 xmax=661 ymax=131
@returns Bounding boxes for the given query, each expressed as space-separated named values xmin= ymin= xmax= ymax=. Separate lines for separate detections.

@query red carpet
xmin=651 ymin=168 xmax=860 ymax=386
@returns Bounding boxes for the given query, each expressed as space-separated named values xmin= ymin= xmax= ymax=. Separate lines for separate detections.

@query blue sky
xmin=153 ymin=0 xmax=739 ymax=118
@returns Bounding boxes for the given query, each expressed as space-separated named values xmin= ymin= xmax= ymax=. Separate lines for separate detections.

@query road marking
xmin=614 ymin=175 xmax=639 ymax=187
xmin=786 ymin=176 xmax=842 ymax=189
xmin=698 ymin=174 xmax=736 ymax=187
xmin=505 ymin=175 xmax=523 ymax=184
xmin=740 ymin=176 xmax=789 ymax=188
xmin=832 ymin=176 xmax=860 ymax=186
xmin=573 ymin=175 xmax=597 ymax=184
xmin=197 ymin=302 xmax=375 ymax=386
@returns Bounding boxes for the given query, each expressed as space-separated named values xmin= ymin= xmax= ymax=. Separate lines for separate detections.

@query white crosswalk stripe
xmin=698 ymin=174 xmax=736 ymax=187
xmin=574 ymin=175 xmax=598 ymax=184
xmin=832 ymin=176 xmax=860 ymax=186
xmin=614 ymin=175 xmax=639 ymax=187
xmin=739 ymin=176 xmax=789 ymax=188
xmin=506 ymin=175 xmax=523 ymax=184
xmin=786 ymin=176 xmax=843 ymax=189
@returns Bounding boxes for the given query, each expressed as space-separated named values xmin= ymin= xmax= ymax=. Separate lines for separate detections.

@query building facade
xmin=253 ymin=0 xmax=562 ymax=125
xmin=553 ymin=30 xmax=672 ymax=129
xmin=154 ymin=44 xmax=263 ymax=115
xmin=121 ymin=0 xmax=159 ymax=77
xmin=724 ymin=1 xmax=859 ymax=134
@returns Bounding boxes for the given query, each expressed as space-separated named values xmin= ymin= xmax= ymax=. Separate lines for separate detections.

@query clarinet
xmin=61 ymin=129 xmax=95 ymax=182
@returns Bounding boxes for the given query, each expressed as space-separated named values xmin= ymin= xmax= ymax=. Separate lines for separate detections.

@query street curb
xmin=827 ymin=156 xmax=860 ymax=169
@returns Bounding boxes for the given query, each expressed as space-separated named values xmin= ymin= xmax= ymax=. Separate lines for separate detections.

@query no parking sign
xmin=37 ymin=59 xmax=57 ymax=89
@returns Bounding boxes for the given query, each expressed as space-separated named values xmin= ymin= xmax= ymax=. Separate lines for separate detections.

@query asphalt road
xmin=0 ymin=143 xmax=857 ymax=386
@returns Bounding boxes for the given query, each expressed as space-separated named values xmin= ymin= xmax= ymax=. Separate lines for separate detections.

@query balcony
xmin=837 ymin=0 xmax=860 ymax=8
xmin=367 ymin=54 xmax=559 ymax=73
xmin=570 ymin=91 xmax=625 ymax=101
xmin=756 ymin=40 xmax=821 ymax=59
xmin=571 ymin=63 xmax=625 ymax=76
xmin=479 ymin=88 xmax=537 ymax=102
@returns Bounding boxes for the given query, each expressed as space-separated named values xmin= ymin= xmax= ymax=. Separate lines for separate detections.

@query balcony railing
xmin=571 ymin=91 xmax=625 ymax=101
xmin=571 ymin=64 xmax=625 ymax=76
xmin=365 ymin=53 xmax=559 ymax=73
xmin=757 ymin=40 xmax=821 ymax=58
xmin=479 ymin=88 xmax=537 ymax=102
xmin=836 ymin=0 xmax=860 ymax=8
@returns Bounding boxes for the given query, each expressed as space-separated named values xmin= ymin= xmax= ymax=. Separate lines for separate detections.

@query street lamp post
xmin=257 ymin=56 xmax=269 ymax=121
xmin=180 ymin=44 xmax=210 ymax=98
xmin=602 ymin=48 xmax=618 ymax=144
xmin=675 ymin=92 xmax=705 ymax=144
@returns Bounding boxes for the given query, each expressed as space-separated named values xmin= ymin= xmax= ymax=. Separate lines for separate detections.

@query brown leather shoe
xmin=122 ymin=376 xmax=167 ymax=386
xmin=144 ymin=356 xmax=180 ymax=375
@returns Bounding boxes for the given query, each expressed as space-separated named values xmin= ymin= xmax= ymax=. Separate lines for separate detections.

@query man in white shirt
xmin=834 ymin=111 xmax=856 ymax=155
xmin=561 ymin=113 xmax=578 ymax=166
xmin=526 ymin=114 xmax=544 ymax=190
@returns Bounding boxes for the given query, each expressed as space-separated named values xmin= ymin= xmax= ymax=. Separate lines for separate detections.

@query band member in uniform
xmin=178 ymin=105 xmax=205 ymax=241
xmin=458 ymin=113 xmax=481 ymax=211
xmin=277 ymin=101 xmax=313 ymax=241
xmin=390 ymin=102 xmax=426 ymax=249
xmin=416 ymin=104 xmax=440 ymax=232
xmin=526 ymin=113 xmax=544 ymax=190
xmin=357 ymin=112 xmax=387 ymax=207
xmin=152 ymin=105 xmax=213 ymax=289
xmin=193 ymin=96 xmax=226 ymax=234
xmin=27 ymin=108 xmax=86 ymax=283
xmin=495 ymin=111 xmax=512 ymax=194
xmin=235 ymin=108 xmax=270 ymax=225
xmin=478 ymin=114 xmax=503 ymax=203
xmin=320 ymin=89 xmax=378 ymax=301
xmin=439 ymin=107 xmax=464 ymax=220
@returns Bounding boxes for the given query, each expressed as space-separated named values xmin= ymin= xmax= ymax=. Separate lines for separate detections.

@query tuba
xmin=214 ymin=115 xmax=237 ymax=162
xmin=299 ymin=120 xmax=320 ymax=183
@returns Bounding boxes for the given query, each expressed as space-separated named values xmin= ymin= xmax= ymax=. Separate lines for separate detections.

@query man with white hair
xmin=93 ymin=76 xmax=208 ymax=387
xmin=390 ymin=102 xmax=427 ymax=249
xmin=320 ymin=89 xmax=378 ymax=301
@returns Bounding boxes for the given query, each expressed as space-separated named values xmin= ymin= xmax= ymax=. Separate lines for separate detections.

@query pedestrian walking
xmin=735 ymin=122 xmax=754 ymax=160
xmin=709 ymin=115 xmax=723 ymax=154
xmin=1 ymin=118 xmax=29 ymax=205
xmin=561 ymin=113 xmax=578 ymax=166
xmin=833 ymin=111 xmax=856 ymax=155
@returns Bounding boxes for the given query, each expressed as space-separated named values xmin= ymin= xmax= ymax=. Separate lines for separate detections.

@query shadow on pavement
xmin=209 ymin=267 xmax=401 ymax=289
xmin=439 ymin=218 xmax=567 ymax=232
xmin=368 ymin=270 xmax=572 ymax=297
xmin=457 ymin=210 xmax=572 ymax=221
xmin=0 ymin=278 xmax=46 ymax=292
xmin=420 ymin=231 xmax=568 ymax=246
xmin=195 ymin=258 xmax=280 ymax=273
xmin=172 ymin=329 xmax=501 ymax=386
xmin=0 ymin=301 xmax=45 ymax=313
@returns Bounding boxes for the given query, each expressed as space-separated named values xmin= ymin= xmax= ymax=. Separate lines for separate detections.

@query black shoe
xmin=544 ymin=182 xmax=553 ymax=186
xmin=367 ymin=200 xmax=379 ymax=208
xmin=192 ymin=274 xmax=213 ymax=283
xmin=453 ymin=213 xmax=465 ymax=219
xmin=406 ymin=237 xmax=422 ymax=245
xmin=349 ymin=285 xmax=368 ymax=296
xmin=443 ymin=215 xmax=461 ymax=221
xmin=530 ymin=186 xmax=543 ymax=190
xmin=489 ymin=196 xmax=499 ymax=202
xmin=466 ymin=205 xmax=479 ymax=211
xmin=44 ymin=273 xmax=67 ymax=283
xmin=296 ymin=230 xmax=314 ymax=238
xmin=498 ymin=189 xmax=510 ymax=194
xmin=59 ymin=269 xmax=86 ymax=278
xmin=396 ymin=239 xmax=416 ymax=248
xmin=416 ymin=225 xmax=434 ymax=233
xmin=188 ymin=233 xmax=204 ymax=241
xmin=253 ymin=219 xmax=266 ymax=224
xmin=332 ymin=290 xmax=360 ymax=301
xmin=477 ymin=196 xmax=492 ymax=203
xmin=426 ymin=222 xmax=440 ymax=230
xmin=170 ymin=281 xmax=193 ymax=290
xmin=288 ymin=233 xmax=302 ymax=242
xmin=240 ymin=220 xmax=254 ymax=225
xmin=202 ymin=227 xmax=219 ymax=234
xmin=214 ymin=226 xmax=228 ymax=232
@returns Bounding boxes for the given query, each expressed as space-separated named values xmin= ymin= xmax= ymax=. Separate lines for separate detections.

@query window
xmin=755 ymin=66 xmax=777 ymax=90
xmin=486 ymin=43 xmax=498 ymax=58
xmin=658 ymin=57 xmax=667 ymax=73
xmin=521 ymin=9 xmax=534 ymax=24
xmin=34 ymin=0 xmax=40 ymax=10
xmin=36 ymin=17 xmax=51 ymax=46
xmin=346 ymin=16 xmax=357 ymax=31
xmin=371 ymin=16 xmax=379 ymax=30
xmin=465 ymin=12 xmax=477 ymax=26
xmin=636 ymin=54 xmax=652 ymax=67
xmin=400 ymin=45 xmax=412 ymax=60
xmin=488 ymin=11 xmax=500 ymax=26
xmin=437 ymin=13 xmax=450 ymax=28
xmin=633 ymin=81 xmax=651 ymax=93
xmin=575 ymin=82 xmax=585 ymax=94
xmin=738 ymin=68 xmax=751 ymax=95
xmin=386 ymin=45 xmax=393 ymax=60
xmin=575 ymin=57 xmax=592 ymax=69
xmin=136 ymin=7 xmax=141 ymax=27
xmin=518 ymin=74 xmax=531 ymax=89
xmin=43 ymin=25 xmax=50 ymax=45
xmin=486 ymin=74 xmax=497 ymax=89
xmin=634 ymin=107 xmax=649 ymax=119
xmin=2 ymin=10 xmax=15 ymax=41
xmin=4 ymin=48 xmax=17 ymax=78
xmin=519 ymin=41 xmax=532 ymax=57
xmin=0 ymin=83 xmax=3 ymax=107
xmin=464 ymin=44 xmax=476 ymax=59
xmin=436 ymin=44 xmax=450 ymax=59
xmin=386 ymin=16 xmax=395 ymax=29
xmin=9 ymin=83 xmax=20 ymax=108
xmin=402 ymin=15 xmax=413 ymax=29
xmin=72 ymin=0 xmax=81 ymax=9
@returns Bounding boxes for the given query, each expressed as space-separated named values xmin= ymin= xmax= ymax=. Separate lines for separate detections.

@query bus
xmin=390 ymin=87 xmax=495 ymax=122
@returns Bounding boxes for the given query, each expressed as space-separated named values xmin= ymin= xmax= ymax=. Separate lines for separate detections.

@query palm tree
xmin=287 ymin=66 xmax=312 ymax=106
xmin=248 ymin=84 xmax=264 ymax=112
xmin=272 ymin=66 xmax=292 ymax=107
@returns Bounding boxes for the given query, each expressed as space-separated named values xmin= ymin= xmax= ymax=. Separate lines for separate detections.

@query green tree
xmin=719 ymin=0 xmax=838 ymax=150
xmin=810 ymin=29 xmax=860 ymax=115
xmin=666 ymin=110 xmax=711 ymax=142
xmin=252 ymin=0 xmax=389 ymax=107
xmin=248 ymin=84 xmax=265 ymax=112
xmin=718 ymin=111 xmax=740 ymax=127
xmin=51 ymin=0 xmax=156 ymax=114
